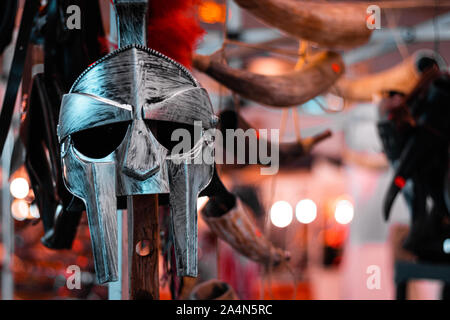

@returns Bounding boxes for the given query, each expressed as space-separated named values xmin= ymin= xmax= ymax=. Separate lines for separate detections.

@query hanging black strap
xmin=0 ymin=0 xmax=40 ymax=156
xmin=0 ymin=0 xmax=18 ymax=54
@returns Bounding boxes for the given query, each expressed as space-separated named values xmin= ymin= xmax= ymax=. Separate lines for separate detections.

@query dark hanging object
xmin=17 ymin=0 xmax=108 ymax=249
xmin=42 ymin=0 xmax=108 ymax=89
xmin=378 ymin=65 xmax=450 ymax=263
xmin=217 ymin=109 xmax=331 ymax=168
xmin=232 ymin=185 xmax=265 ymax=218
xmin=20 ymin=74 xmax=83 ymax=249
xmin=0 ymin=0 xmax=18 ymax=55
xmin=200 ymin=167 xmax=236 ymax=216
xmin=0 ymin=0 xmax=39 ymax=156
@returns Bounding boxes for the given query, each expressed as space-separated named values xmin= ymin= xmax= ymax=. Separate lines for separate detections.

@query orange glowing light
xmin=324 ymin=227 xmax=347 ymax=248
xmin=199 ymin=2 xmax=226 ymax=24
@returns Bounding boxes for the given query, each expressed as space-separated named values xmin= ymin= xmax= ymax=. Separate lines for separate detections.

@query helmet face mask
xmin=58 ymin=45 xmax=215 ymax=283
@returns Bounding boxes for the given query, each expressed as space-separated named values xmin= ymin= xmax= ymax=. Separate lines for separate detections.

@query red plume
xmin=147 ymin=0 xmax=205 ymax=68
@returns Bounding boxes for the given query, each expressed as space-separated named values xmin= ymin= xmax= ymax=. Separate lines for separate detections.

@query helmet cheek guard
xmin=58 ymin=45 xmax=215 ymax=283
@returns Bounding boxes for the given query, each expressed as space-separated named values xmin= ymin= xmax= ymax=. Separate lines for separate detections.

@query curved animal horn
xmin=201 ymin=196 xmax=290 ymax=266
xmin=218 ymin=109 xmax=332 ymax=167
xmin=189 ymin=280 xmax=238 ymax=300
xmin=334 ymin=50 xmax=446 ymax=101
xmin=200 ymin=169 xmax=289 ymax=265
xmin=193 ymin=51 xmax=344 ymax=107
xmin=233 ymin=0 xmax=372 ymax=48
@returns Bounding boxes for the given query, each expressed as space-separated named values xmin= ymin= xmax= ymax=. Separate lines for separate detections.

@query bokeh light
xmin=296 ymin=199 xmax=317 ymax=224
xmin=334 ymin=199 xmax=354 ymax=225
xmin=11 ymin=199 xmax=30 ymax=221
xmin=10 ymin=177 xmax=30 ymax=199
xmin=199 ymin=1 xmax=226 ymax=24
xmin=197 ymin=196 xmax=209 ymax=212
xmin=270 ymin=201 xmax=293 ymax=228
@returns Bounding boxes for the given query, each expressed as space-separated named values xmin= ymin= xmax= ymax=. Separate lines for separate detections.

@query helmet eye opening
xmin=144 ymin=119 xmax=200 ymax=153
xmin=72 ymin=121 xmax=131 ymax=159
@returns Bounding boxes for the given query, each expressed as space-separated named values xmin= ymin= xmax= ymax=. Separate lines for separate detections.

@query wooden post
xmin=126 ymin=194 xmax=159 ymax=300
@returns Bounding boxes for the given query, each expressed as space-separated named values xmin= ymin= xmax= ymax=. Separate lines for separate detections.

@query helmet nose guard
xmin=122 ymin=119 xmax=161 ymax=181
xmin=58 ymin=45 xmax=215 ymax=283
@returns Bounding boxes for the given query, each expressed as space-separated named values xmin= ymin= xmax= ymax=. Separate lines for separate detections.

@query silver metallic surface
xmin=113 ymin=0 xmax=148 ymax=47
xmin=58 ymin=44 xmax=215 ymax=283
xmin=167 ymin=145 xmax=214 ymax=277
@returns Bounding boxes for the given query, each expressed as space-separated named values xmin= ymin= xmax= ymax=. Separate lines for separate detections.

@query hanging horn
xmin=193 ymin=51 xmax=344 ymax=107
xmin=200 ymin=169 xmax=289 ymax=265
xmin=334 ymin=50 xmax=446 ymax=101
xmin=189 ymin=280 xmax=239 ymax=300
xmin=232 ymin=0 xmax=372 ymax=48
xmin=201 ymin=195 xmax=290 ymax=266
xmin=218 ymin=109 xmax=332 ymax=168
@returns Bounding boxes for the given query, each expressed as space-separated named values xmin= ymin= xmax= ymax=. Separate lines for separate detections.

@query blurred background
xmin=1 ymin=0 xmax=449 ymax=300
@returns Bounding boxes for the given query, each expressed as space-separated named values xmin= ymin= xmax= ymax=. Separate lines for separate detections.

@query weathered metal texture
xmin=113 ymin=0 xmax=148 ymax=47
xmin=233 ymin=0 xmax=372 ymax=48
xmin=202 ymin=198 xmax=289 ymax=266
xmin=143 ymin=88 xmax=215 ymax=129
xmin=70 ymin=45 xmax=197 ymax=113
xmin=58 ymin=93 xmax=132 ymax=140
xmin=193 ymin=51 xmax=344 ymax=107
xmin=334 ymin=50 xmax=447 ymax=101
xmin=61 ymin=144 xmax=119 ymax=283
xmin=58 ymin=44 xmax=216 ymax=283
xmin=168 ymin=157 xmax=214 ymax=277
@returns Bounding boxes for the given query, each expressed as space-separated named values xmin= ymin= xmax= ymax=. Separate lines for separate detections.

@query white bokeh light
xmin=270 ymin=201 xmax=293 ymax=228
xmin=197 ymin=196 xmax=209 ymax=212
xmin=296 ymin=199 xmax=317 ymax=224
xmin=11 ymin=199 xmax=29 ymax=221
xmin=334 ymin=199 xmax=354 ymax=225
xmin=10 ymin=177 xmax=29 ymax=199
